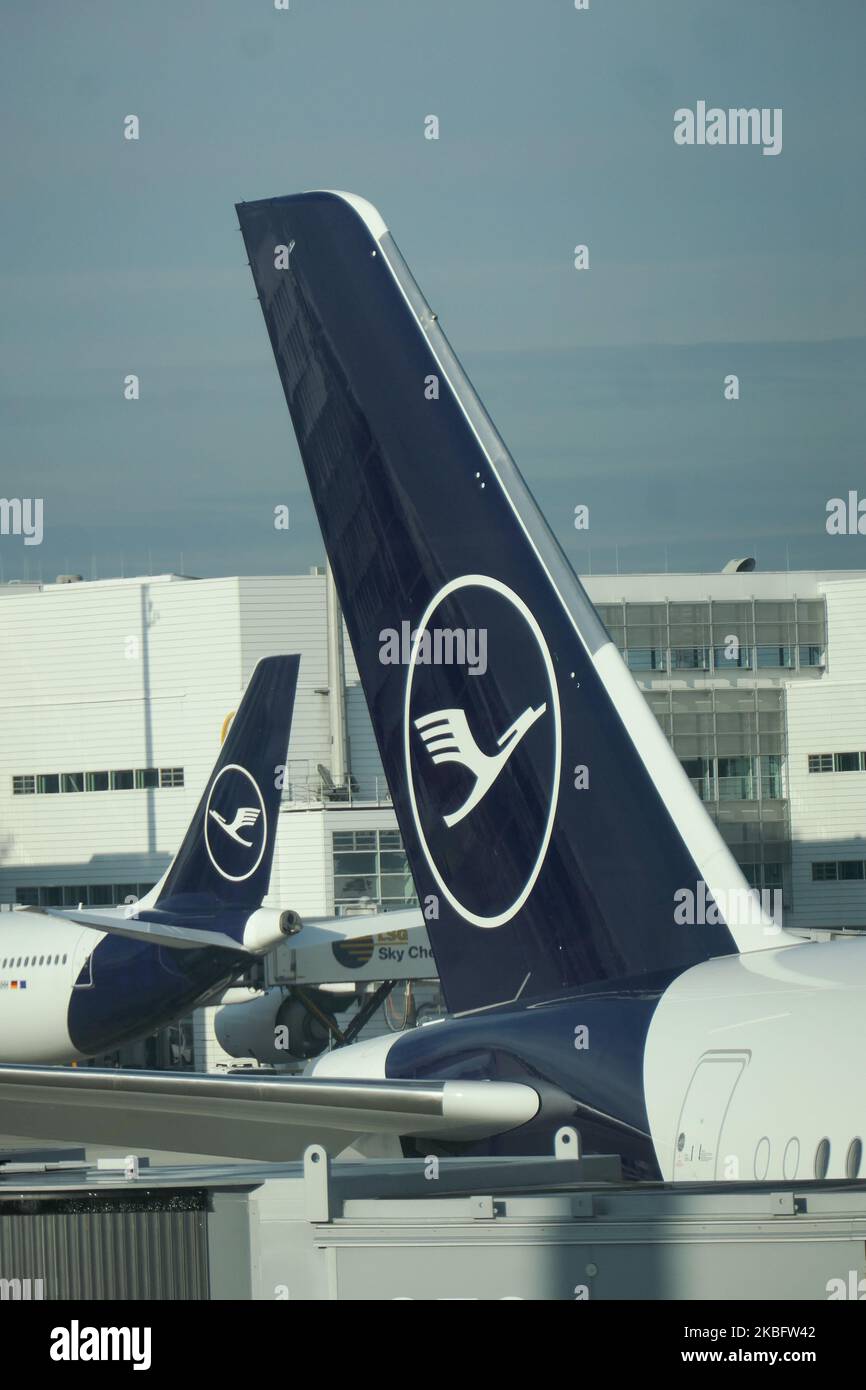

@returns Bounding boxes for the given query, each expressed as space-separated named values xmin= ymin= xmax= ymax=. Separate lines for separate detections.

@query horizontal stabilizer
xmin=29 ymin=907 xmax=246 ymax=954
xmin=27 ymin=905 xmax=427 ymax=956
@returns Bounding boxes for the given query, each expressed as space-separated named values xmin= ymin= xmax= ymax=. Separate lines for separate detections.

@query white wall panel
xmin=787 ymin=576 xmax=866 ymax=928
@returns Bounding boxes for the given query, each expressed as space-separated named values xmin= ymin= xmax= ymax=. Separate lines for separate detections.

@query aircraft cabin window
xmin=783 ymin=1137 xmax=800 ymax=1180
xmin=815 ymin=1138 xmax=831 ymax=1179
xmin=753 ymin=1137 xmax=771 ymax=1180
xmin=846 ymin=1138 xmax=863 ymax=1180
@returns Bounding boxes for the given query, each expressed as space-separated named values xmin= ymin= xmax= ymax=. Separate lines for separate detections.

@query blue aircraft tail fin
xmin=237 ymin=191 xmax=789 ymax=1014
xmin=140 ymin=655 xmax=299 ymax=918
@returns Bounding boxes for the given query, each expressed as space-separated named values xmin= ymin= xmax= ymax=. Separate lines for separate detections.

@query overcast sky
xmin=2 ymin=0 xmax=865 ymax=582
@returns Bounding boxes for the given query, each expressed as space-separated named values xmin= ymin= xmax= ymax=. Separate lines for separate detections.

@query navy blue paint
xmin=237 ymin=193 xmax=737 ymax=1015
xmin=155 ymin=654 xmax=299 ymax=934
xmin=386 ymin=975 xmax=675 ymax=1178
xmin=67 ymin=934 xmax=247 ymax=1057
xmin=68 ymin=655 xmax=299 ymax=1055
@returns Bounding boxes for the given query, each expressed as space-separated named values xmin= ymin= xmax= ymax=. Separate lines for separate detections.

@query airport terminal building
xmin=1 ymin=567 xmax=865 ymax=939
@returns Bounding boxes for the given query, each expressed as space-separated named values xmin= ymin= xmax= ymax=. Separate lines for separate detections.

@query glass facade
xmin=332 ymin=829 xmax=418 ymax=912
xmin=643 ymin=683 xmax=790 ymax=895
xmin=596 ymin=598 xmax=827 ymax=676
xmin=592 ymin=596 xmax=824 ymax=904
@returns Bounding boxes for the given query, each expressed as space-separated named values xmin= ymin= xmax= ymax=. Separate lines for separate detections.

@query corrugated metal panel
xmin=0 ymin=576 xmax=243 ymax=896
xmin=0 ymin=1193 xmax=209 ymax=1299
xmin=268 ymin=807 xmax=333 ymax=915
xmin=238 ymin=575 xmax=333 ymax=791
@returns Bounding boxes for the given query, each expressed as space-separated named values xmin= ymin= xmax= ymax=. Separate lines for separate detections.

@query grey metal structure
xmin=2 ymin=1142 xmax=866 ymax=1301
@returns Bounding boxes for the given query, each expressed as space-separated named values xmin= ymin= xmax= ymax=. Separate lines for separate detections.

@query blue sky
xmin=1 ymin=0 xmax=865 ymax=580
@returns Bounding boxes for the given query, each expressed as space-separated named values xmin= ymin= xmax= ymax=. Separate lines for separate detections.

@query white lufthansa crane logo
xmin=208 ymin=806 xmax=262 ymax=847
xmin=204 ymin=763 xmax=268 ymax=883
xmin=414 ymin=704 xmax=547 ymax=827
xmin=404 ymin=574 xmax=562 ymax=930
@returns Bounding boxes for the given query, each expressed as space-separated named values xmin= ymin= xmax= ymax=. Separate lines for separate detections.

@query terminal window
xmin=332 ymin=829 xmax=417 ymax=912
xmin=812 ymin=861 xmax=866 ymax=882
xmin=741 ymin=862 xmax=784 ymax=889
xmin=808 ymin=753 xmax=865 ymax=773
xmin=834 ymin=752 xmax=861 ymax=772
xmin=12 ymin=768 xmax=184 ymax=794
xmin=14 ymin=882 xmax=156 ymax=908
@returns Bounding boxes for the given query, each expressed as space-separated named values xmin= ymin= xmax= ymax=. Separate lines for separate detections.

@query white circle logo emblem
xmin=403 ymin=575 xmax=561 ymax=929
xmin=204 ymin=763 xmax=268 ymax=883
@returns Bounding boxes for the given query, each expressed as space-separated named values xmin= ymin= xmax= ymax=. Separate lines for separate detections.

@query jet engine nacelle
xmin=214 ymin=987 xmax=337 ymax=1063
xmin=241 ymin=907 xmax=302 ymax=954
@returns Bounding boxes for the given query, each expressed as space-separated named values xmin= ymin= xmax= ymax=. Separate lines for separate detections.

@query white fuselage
xmin=644 ymin=937 xmax=866 ymax=1182
xmin=0 ymin=913 xmax=102 ymax=1062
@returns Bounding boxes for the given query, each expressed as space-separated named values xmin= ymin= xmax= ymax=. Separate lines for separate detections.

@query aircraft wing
xmin=0 ymin=1065 xmax=538 ymax=1162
